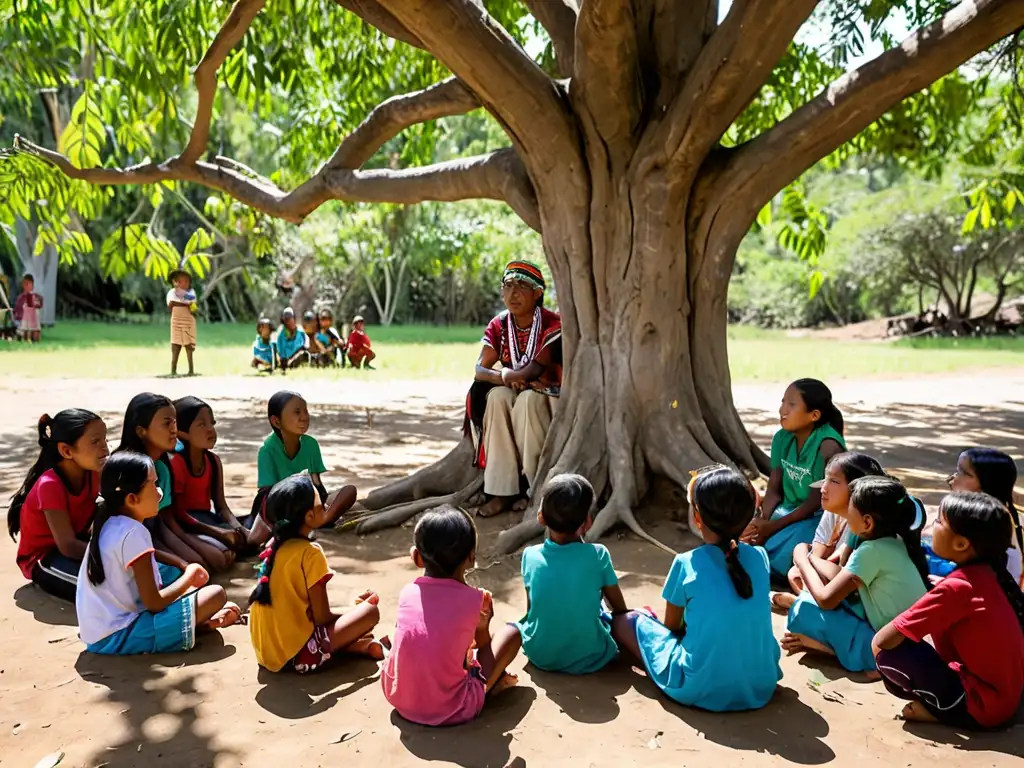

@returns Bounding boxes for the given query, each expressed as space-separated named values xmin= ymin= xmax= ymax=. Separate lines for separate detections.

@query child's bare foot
xmin=864 ymin=670 xmax=882 ymax=682
xmin=203 ymin=601 xmax=243 ymax=629
xmin=770 ymin=591 xmax=796 ymax=614
xmin=899 ymin=701 xmax=939 ymax=723
xmin=347 ymin=634 xmax=390 ymax=660
xmin=781 ymin=632 xmax=835 ymax=657
xmin=488 ymin=671 xmax=518 ymax=696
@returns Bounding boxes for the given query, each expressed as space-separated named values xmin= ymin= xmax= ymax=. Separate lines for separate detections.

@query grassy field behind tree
xmin=2 ymin=320 xmax=1021 ymax=382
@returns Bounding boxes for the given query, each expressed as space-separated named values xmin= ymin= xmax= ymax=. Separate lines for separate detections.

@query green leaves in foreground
xmin=99 ymin=223 xmax=214 ymax=281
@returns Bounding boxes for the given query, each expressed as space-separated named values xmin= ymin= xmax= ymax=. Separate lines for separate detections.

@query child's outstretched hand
xmin=477 ymin=589 xmax=494 ymax=631
xmin=185 ymin=563 xmax=210 ymax=588
xmin=354 ymin=590 xmax=380 ymax=606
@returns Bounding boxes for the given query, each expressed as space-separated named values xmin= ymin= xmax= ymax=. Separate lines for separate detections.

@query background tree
xmin=5 ymin=0 xmax=1024 ymax=551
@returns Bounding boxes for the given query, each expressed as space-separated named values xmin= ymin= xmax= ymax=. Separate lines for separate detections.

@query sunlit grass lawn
xmin=1 ymin=320 xmax=1022 ymax=382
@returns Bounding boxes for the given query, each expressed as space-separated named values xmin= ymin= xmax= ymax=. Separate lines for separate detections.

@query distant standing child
xmin=249 ymin=474 xmax=385 ymax=673
xmin=276 ymin=307 xmax=309 ymax=371
xmin=873 ymin=492 xmax=1024 ymax=728
xmin=252 ymin=318 xmax=276 ymax=372
xmin=253 ymin=391 xmax=357 ymax=527
xmin=744 ymin=378 xmax=846 ymax=576
xmin=383 ymin=506 xmax=521 ymax=725
xmin=347 ymin=315 xmax=376 ymax=370
xmin=14 ymin=273 xmax=43 ymax=342
xmin=784 ymin=477 xmax=929 ymax=672
xmin=167 ymin=269 xmax=198 ymax=376
xmin=613 ymin=466 xmax=781 ymax=711
xmin=513 ymin=474 xmax=626 ymax=673
xmin=8 ymin=410 xmax=108 ymax=600
xmin=316 ymin=309 xmax=346 ymax=367
xmin=77 ymin=452 xmax=240 ymax=655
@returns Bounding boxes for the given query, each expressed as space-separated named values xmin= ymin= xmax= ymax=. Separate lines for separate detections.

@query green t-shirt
xmin=770 ymin=425 xmax=845 ymax=508
xmin=844 ymin=537 xmax=927 ymax=631
xmin=256 ymin=433 xmax=327 ymax=489
xmin=155 ymin=456 xmax=173 ymax=511
xmin=516 ymin=540 xmax=619 ymax=674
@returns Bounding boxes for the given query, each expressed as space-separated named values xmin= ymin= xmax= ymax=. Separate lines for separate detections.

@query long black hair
xmin=414 ymin=505 xmax=477 ymax=578
xmin=941 ymin=492 xmax=1024 ymax=632
xmin=961 ymin=448 xmax=1022 ymax=555
xmin=689 ymin=466 xmax=758 ymax=599
xmin=117 ymin=393 xmax=174 ymax=455
xmin=791 ymin=378 xmax=844 ymax=436
xmin=174 ymin=395 xmax=219 ymax=503
xmin=827 ymin=452 xmax=885 ymax=484
xmin=8 ymin=409 xmax=101 ymax=539
xmin=88 ymin=452 xmax=153 ymax=586
xmin=267 ymin=390 xmax=303 ymax=439
xmin=249 ymin=474 xmax=315 ymax=606
xmin=849 ymin=476 xmax=930 ymax=588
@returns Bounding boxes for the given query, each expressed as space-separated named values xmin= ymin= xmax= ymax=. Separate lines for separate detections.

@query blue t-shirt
xmin=253 ymin=336 xmax=274 ymax=363
xmin=515 ymin=540 xmax=619 ymax=674
xmin=635 ymin=543 xmax=781 ymax=712
xmin=276 ymin=327 xmax=307 ymax=360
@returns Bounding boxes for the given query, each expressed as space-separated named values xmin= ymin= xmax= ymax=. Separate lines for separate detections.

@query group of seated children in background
xmin=252 ymin=308 xmax=376 ymax=373
xmin=7 ymin=378 xmax=1024 ymax=732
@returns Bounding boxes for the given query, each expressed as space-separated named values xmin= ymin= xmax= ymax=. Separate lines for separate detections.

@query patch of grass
xmin=2 ymin=320 xmax=1022 ymax=382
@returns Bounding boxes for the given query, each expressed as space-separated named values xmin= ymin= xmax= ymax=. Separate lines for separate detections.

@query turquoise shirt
xmin=276 ymin=327 xmax=307 ymax=360
xmin=635 ymin=544 xmax=781 ymax=712
xmin=770 ymin=425 xmax=845 ymax=508
xmin=253 ymin=336 xmax=274 ymax=364
xmin=516 ymin=540 xmax=619 ymax=674
xmin=256 ymin=433 xmax=327 ymax=489
xmin=155 ymin=456 xmax=173 ymax=511
xmin=845 ymin=537 xmax=927 ymax=631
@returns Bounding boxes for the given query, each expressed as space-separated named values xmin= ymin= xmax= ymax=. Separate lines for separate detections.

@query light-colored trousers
xmin=482 ymin=387 xmax=553 ymax=497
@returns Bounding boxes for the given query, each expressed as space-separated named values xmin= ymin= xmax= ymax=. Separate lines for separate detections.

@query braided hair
xmin=941 ymin=492 xmax=1024 ymax=632
xmin=791 ymin=378 xmax=844 ymax=436
xmin=249 ymin=474 xmax=316 ymax=606
xmin=848 ymin=476 xmax=930 ymax=589
xmin=8 ymin=409 xmax=101 ymax=539
xmin=688 ymin=466 xmax=758 ymax=599
xmin=88 ymin=453 xmax=153 ymax=586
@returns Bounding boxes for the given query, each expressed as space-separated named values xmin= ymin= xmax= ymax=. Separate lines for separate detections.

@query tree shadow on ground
xmin=900 ymin=721 xmax=1024 ymax=759
xmin=389 ymin=686 xmax=536 ymax=768
xmin=254 ymin=657 xmax=380 ymax=718
xmin=73 ymin=634 xmax=237 ymax=767
xmin=13 ymin=584 xmax=78 ymax=627
xmin=527 ymin=663 xmax=633 ymax=724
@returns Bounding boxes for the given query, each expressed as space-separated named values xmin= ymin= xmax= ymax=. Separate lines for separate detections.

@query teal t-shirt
xmin=155 ymin=456 xmax=173 ymax=511
xmin=256 ymin=433 xmax=327 ymax=489
xmin=770 ymin=425 xmax=845 ymax=508
xmin=276 ymin=327 xmax=307 ymax=360
xmin=516 ymin=539 xmax=619 ymax=674
xmin=845 ymin=537 xmax=927 ymax=630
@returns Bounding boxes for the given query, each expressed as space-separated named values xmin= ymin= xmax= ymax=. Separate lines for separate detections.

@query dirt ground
xmin=1 ymin=370 xmax=1023 ymax=768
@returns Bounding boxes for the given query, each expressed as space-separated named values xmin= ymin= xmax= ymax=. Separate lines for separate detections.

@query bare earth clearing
xmin=1 ymin=370 xmax=1022 ymax=768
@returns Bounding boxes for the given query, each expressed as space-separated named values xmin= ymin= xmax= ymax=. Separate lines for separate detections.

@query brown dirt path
xmin=0 ymin=371 xmax=1022 ymax=768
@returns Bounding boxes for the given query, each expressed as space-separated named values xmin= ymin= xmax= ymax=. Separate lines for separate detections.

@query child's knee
xmin=787 ymin=566 xmax=803 ymax=592
xmin=202 ymin=584 xmax=227 ymax=610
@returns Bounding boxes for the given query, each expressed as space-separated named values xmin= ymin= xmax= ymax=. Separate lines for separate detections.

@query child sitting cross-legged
xmin=873 ymin=492 xmax=1024 ymax=728
xmin=612 ymin=466 xmax=781 ymax=712
xmin=382 ymin=506 xmax=521 ymax=726
xmin=249 ymin=474 xmax=386 ymax=673
xmin=512 ymin=474 xmax=626 ymax=673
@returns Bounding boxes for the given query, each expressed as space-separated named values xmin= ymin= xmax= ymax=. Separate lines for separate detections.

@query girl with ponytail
xmin=873 ymin=492 xmax=1024 ymax=728
xmin=785 ymin=477 xmax=929 ymax=673
xmin=10 ymin=409 xmax=108 ymax=601
xmin=248 ymin=474 xmax=384 ymax=674
xmin=611 ymin=466 xmax=781 ymax=712
xmin=76 ymin=452 xmax=240 ymax=655
xmin=745 ymin=378 xmax=846 ymax=578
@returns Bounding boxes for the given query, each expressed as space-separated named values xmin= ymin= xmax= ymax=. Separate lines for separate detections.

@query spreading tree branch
xmin=718 ymin=0 xmax=1024 ymax=227
xmin=331 ymin=0 xmax=425 ymax=48
xmin=523 ymin=0 xmax=578 ymax=77
xmin=178 ymin=0 xmax=267 ymax=165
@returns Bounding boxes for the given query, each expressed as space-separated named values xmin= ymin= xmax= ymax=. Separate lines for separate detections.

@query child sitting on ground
xmin=253 ymin=391 xmax=357 ymax=527
xmin=252 ymin=318 xmax=276 ymax=372
xmin=925 ymin=448 xmax=1022 ymax=587
xmin=743 ymin=378 xmax=846 ymax=577
xmin=772 ymin=452 xmax=887 ymax=613
xmin=166 ymin=269 xmax=198 ymax=377
xmin=9 ymin=410 xmax=108 ymax=601
xmin=276 ymin=307 xmax=309 ymax=371
xmin=303 ymin=310 xmax=328 ymax=367
xmin=13 ymin=273 xmax=43 ymax=342
xmin=347 ymin=315 xmax=376 ymax=370
xmin=76 ymin=452 xmax=240 ymax=655
xmin=784 ymin=476 xmax=929 ymax=673
xmin=612 ymin=466 xmax=781 ymax=712
xmin=873 ymin=492 xmax=1024 ymax=728
xmin=512 ymin=474 xmax=626 ymax=673
xmin=171 ymin=396 xmax=266 ymax=552
xmin=383 ymin=506 xmax=521 ymax=725
xmin=316 ymin=309 xmax=347 ymax=367
xmin=249 ymin=474 xmax=385 ymax=673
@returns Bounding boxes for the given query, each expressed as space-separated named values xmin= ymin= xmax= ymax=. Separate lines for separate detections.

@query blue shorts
xmin=86 ymin=565 xmax=198 ymax=655
xmin=787 ymin=590 xmax=876 ymax=672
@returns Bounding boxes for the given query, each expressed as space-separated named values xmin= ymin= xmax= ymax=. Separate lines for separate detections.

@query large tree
xmin=5 ymin=0 xmax=1024 ymax=551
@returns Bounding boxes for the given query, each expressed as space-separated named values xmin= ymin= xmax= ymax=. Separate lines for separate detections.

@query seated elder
xmin=468 ymin=260 xmax=561 ymax=518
